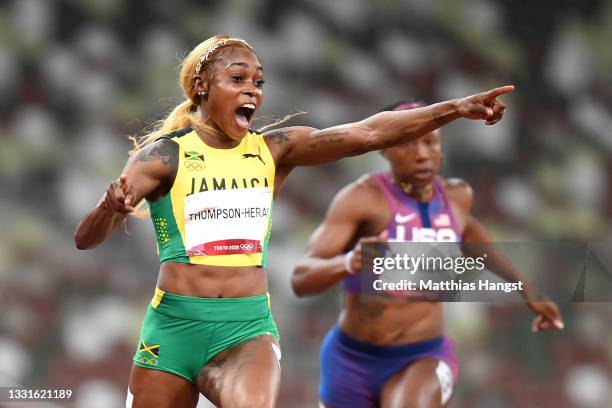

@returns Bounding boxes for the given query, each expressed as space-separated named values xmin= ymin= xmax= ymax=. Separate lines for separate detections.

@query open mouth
xmin=235 ymin=104 xmax=255 ymax=128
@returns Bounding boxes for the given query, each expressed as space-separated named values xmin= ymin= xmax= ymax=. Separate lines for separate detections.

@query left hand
xmin=526 ymin=300 xmax=564 ymax=332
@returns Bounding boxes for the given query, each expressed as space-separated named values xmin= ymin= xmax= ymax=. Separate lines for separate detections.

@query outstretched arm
xmin=267 ymin=86 xmax=513 ymax=168
xmin=73 ymin=138 xmax=178 ymax=250
xmin=462 ymin=216 xmax=564 ymax=332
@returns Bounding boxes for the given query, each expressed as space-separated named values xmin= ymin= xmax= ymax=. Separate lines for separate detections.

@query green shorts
xmin=133 ymin=288 xmax=280 ymax=383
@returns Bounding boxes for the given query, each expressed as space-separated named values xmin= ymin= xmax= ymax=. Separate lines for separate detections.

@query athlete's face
xmin=382 ymin=130 xmax=442 ymax=186
xmin=197 ymin=47 xmax=264 ymax=141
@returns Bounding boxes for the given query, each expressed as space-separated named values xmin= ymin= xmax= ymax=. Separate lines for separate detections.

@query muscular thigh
xmin=197 ymin=335 xmax=281 ymax=408
xmin=380 ymin=358 xmax=446 ymax=408
xmin=128 ymin=364 xmax=199 ymax=408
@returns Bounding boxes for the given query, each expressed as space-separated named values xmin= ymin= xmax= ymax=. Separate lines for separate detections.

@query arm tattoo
xmin=308 ymin=129 xmax=348 ymax=149
xmin=265 ymin=129 xmax=294 ymax=144
xmin=134 ymin=139 xmax=178 ymax=168
xmin=133 ymin=139 xmax=179 ymax=195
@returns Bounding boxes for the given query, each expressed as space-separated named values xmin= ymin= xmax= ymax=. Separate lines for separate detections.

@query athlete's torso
xmin=340 ymin=172 xmax=465 ymax=345
xmin=148 ymin=128 xmax=277 ymax=297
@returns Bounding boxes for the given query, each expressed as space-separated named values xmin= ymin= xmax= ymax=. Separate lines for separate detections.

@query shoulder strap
xmin=434 ymin=177 xmax=452 ymax=209
xmin=433 ymin=177 xmax=462 ymax=232
xmin=155 ymin=127 xmax=193 ymax=142
xmin=372 ymin=172 xmax=400 ymax=207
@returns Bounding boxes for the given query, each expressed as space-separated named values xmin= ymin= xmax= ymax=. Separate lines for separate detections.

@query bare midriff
xmin=339 ymin=293 xmax=443 ymax=345
xmin=157 ymin=262 xmax=268 ymax=298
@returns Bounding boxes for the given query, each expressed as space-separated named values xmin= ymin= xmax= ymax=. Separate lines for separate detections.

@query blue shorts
xmin=319 ymin=326 xmax=458 ymax=407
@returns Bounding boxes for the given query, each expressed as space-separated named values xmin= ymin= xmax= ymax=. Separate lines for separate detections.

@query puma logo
xmin=242 ymin=150 xmax=265 ymax=165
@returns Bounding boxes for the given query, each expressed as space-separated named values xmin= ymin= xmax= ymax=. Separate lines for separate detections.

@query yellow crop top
xmin=148 ymin=127 xmax=275 ymax=267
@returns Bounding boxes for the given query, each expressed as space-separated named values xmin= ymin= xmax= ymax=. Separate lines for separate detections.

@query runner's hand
xmin=101 ymin=175 xmax=136 ymax=214
xmin=345 ymin=230 xmax=388 ymax=274
xmin=456 ymin=85 xmax=514 ymax=125
xmin=527 ymin=300 xmax=564 ymax=332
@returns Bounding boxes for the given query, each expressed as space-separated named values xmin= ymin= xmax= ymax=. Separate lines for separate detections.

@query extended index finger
xmin=485 ymin=85 xmax=515 ymax=99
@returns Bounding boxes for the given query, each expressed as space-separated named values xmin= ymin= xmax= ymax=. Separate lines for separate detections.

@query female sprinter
xmin=291 ymin=101 xmax=564 ymax=408
xmin=74 ymin=34 xmax=513 ymax=408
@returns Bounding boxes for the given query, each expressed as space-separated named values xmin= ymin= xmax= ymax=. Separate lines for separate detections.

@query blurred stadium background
xmin=1 ymin=0 xmax=611 ymax=407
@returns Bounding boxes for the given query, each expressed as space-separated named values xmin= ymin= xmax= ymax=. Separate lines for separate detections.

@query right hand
xmin=345 ymin=230 xmax=388 ymax=274
xmin=456 ymin=85 xmax=514 ymax=125
xmin=100 ymin=175 xmax=136 ymax=214
xmin=527 ymin=300 xmax=564 ymax=332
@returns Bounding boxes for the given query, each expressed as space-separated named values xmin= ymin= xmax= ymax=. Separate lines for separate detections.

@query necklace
xmin=392 ymin=176 xmax=433 ymax=202
xmin=398 ymin=180 xmax=412 ymax=195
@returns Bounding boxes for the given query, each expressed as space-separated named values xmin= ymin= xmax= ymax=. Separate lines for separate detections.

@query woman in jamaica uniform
xmin=74 ymin=34 xmax=513 ymax=408
xmin=291 ymin=101 xmax=564 ymax=408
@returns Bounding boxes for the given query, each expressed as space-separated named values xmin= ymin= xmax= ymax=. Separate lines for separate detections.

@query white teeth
xmin=241 ymin=103 xmax=256 ymax=109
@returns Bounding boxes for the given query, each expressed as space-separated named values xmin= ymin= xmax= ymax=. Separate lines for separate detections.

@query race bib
xmin=184 ymin=188 xmax=272 ymax=256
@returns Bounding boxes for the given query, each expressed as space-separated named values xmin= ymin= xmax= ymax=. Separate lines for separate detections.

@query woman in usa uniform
xmin=292 ymin=102 xmax=564 ymax=408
